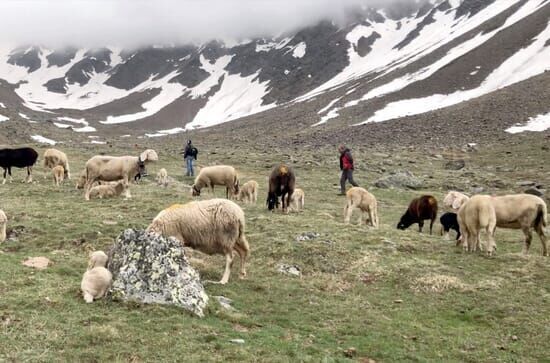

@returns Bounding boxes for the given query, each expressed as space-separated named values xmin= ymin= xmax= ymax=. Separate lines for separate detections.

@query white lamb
xmin=147 ymin=199 xmax=250 ymax=284
xmin=81 ymin=251 xmax=112 ymax=303
xmin=443 ymin=191 xmax=470 ymax=210
xmin=43 ymin=148 xmax=71 ymax=179
xmin=0 ymin=209 xmax=7 ymax=243
xmin=88 ymin=180 xmax=128 ymax=199
xmin=156 ymin=168 xmax=168 ymax=187
xmin=236 ymin=180 xmax=259 ymax=203
xmin=289 ymin=188 xmax=305 ymax=212
xmin=343 ymin=187 xmax=379 ymax=228
xmin=52 ymin=165 xmax=65 ymax=186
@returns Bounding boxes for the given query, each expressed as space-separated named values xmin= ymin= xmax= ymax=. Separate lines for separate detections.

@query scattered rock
xmin=444 ymin=159 xmax=465 ymax=170
xmin=374 ymin=171 xmax=423 ymax=190
xmin=511 ymin=335 xmax=518 ymax=341
xmin=471 ymin=187 xmax=484 ymax=194
xmin=102 ymin=220 xmax=118 ymax=225
xmin=22 ymin=257 xmax=51 ymax=270
xmin=524 ymin=187 xmax=544 ymax=197
xmin=296 ymin=232 xmax=320 ymax=242
xmin=214 ymin=296 xmax=235 ymax=311
xmin=107 ymin=229 xmax=209 ymax=317
xmin=229 ymin=339 xmax=245 ymax=344
xmin=516 ymin=181 xmax=536 ymax=187
xmin=277 ymin=264 xmax=302 ymax=277
xmin=344 ymin=347 xmax=357 ymax=358
xmin=394 ymin=299 xmax=403 ymax=304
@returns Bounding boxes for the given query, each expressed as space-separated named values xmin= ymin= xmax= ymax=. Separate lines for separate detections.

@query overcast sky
xmin=0 ymin=0 xmax=416 ymax=48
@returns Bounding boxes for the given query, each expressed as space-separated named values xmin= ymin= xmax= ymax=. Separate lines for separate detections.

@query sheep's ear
xmin=452 ymin=199 xmax=462 ymax=210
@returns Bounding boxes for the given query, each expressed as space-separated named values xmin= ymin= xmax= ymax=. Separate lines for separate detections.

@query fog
xmin=0 ymin=0 xmax=421 ymax=48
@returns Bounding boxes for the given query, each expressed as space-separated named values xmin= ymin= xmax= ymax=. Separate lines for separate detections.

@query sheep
xmin=75 ymin=169 xmax=87 ymax=189
xmin=52 ymin=165 xmax=65 ymax=186
xmin=191 ymin=165 xmax=239 ymax=199
xmin=443 ymin=191 xmax=470 ymax=211
xmin=343 ymin=187 xmax=379 ymax=228
xmin=457 ymin=195 xmax=497 ymax=255
xmin=84 ymin=149 xmax=158 ymax=200
xmin=81 ymin=251 xmax=112 ymax=303
xmin=289 ymin=188 xmax=305 ymax=212
xmin=88 ymin=180 xmax=128 ymax=199
xmin=0 ymin=210 xmax=7 ymax=243
xmin=147 ymin=198 xmax=250 ymax=285
xmin=156 ymin=168 xmax=168 ymax=187
xmin=440 ymin=212 xmax=461 ymax=240
xmin=0 ymin=147 xmax=38 ymax=184
xmin=267 ymin=164 xmax=295 ymax=213
xmin=43 ymin=148 xmax=71 ymax=179
xmin=236 ymin=180 xmax=259 ymax=204
xmin=397 ymin=195 xmax=438 ymax=234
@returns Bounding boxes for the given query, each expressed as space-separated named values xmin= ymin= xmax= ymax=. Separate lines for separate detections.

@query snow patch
xmin=318 ymin=97 xmax=342 ymax=115
xmin=145 ymin=127 xmax=185 ymax=138
xmin=19 ymin=113 xmax=29 ymax=119
xmin=0 ymin=114 xmax=8 ymax=122
xmin=506 ymin=112 xmax=550 ymax=133
xmin=31 ymin=135 xmax=56 ymax=145
xmin=0 ymin=102 xmax=5 ymax=108
xmin=291 ymin=42 xmax=307 ymax=58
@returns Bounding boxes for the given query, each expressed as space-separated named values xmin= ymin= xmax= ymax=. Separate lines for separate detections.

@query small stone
xmin=445 ymin=160 xmax=465 ymax=170
xmin=102 ymin=220 xmax=118 ymax=225
xmin=343 ymin=347 xmax=357 ymax=358
xmin=277 ymin=264 xmax=301 ymax=277
xmin=229 ymin=339 xmax=245 ymax=344
xmin=516 ymin=181 xmax=536 ymax=187
xmin=524 ymin=187 xmax=544 ymax=197
xmin=511 ymin=335 xmax=518 ymax=341
xmin=22 ymin=257 xmax=51 ymax=270
xmin=394 ymin=299 xmax=403 ymax=304
xmin=214 ymin=296 xmax=235 ymax=311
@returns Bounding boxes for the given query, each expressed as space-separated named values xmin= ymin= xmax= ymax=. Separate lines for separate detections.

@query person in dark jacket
xmin=338 ymin=144 xmax=358 ymax=195
xmin=182 ymin=140 xmax=198 ymax=176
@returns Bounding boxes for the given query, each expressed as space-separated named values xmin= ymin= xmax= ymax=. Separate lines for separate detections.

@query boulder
xmin=524 ymin=187 xmax=544 ymax=197
xmin=107 ymin=229 xmax=208 ymax=317
xmin=374 ymin=171 xmax=423 ymax=190
xmin=444 ymin=159 xmax=465 ymax=170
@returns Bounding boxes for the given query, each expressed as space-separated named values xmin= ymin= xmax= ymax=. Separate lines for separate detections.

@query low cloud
xmin=0 ymin=0 xmax=420 ymax=48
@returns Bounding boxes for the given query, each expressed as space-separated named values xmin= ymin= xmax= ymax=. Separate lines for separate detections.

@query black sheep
xmin=440 ymin=212 xmax=461 ymax=240
xmin=0 ymin=147 xmax=39 ymax=184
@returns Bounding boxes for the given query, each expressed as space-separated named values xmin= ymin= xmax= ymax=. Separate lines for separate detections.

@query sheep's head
xmin=192 ymin=184 xmax=201 ymax=196
xmin=396 ymin=213 xmax=413 ymax=230
xmin=88 ymin=251 xmax=108 ymax=270
xmin=137 ymin=157 xmax=146 ymax=176
xmin=267 ymin=193 xmax=278 ymax=211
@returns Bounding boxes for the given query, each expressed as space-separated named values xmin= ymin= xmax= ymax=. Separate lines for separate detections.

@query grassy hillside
xmin=0 ymin=134 xmax=549 ymax=362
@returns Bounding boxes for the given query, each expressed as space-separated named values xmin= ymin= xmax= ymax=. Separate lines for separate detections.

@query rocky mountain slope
xmin=0 ymin=0 xmax=549 ymax=144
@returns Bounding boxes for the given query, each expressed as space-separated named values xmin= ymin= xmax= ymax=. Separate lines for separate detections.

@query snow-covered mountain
xmin=0 ymin=0 xmax=549 ymax=140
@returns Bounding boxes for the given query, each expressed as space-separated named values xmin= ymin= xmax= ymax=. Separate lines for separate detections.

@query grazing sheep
xmin=0 ymin=210 xmax=7 ymax=243
xmin=84 ymin=149 xmax=158 ymax=200
xmin=88 ymin=180 xmax=128 ymax=199
xmin=191 ymin=165 xmax=239 ymax=199
xmin=81 ymin=251 xmax=112 ymax=303
xmin=440 ymin=212 xmax=461 ymax=240
xmin=443 ymin=191 xmax=470 ymax=210
xmin=457 ymin=195 xmax=497 ymax=254
xmin=0 ymin=147 xmax=38 ymax=184
xmin=147 ymin=199 xmax=250 ymax=285
xmin=343 ymin=187 xmax=379 ymax=228
xmin=289 ymin=188 xmax=305 ymax=212
xmin=397 ymin=195 xmax=438 ymax=234
xmin=156 ymin=168 xmax=168 ymax=187
xmin=237 ymin=180 xmax=259 ymax=203
xmin=52 ymin=165 xmax=65 ymax=186
xmin=267 ymin=164 xmax=295 ymax=213
xmin=43 ymin=148 xmax=71 ymax=179
xmin=75 ymin=169 xmax=87 ymax=189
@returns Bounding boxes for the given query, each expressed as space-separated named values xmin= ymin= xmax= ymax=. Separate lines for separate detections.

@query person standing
xmin=338 ymin=144 xmax=359 ymax=195
xmin=183 ymin=140 xmax=198 ymax=176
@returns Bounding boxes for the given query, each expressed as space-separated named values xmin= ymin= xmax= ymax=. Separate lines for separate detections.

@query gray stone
xmin=444 ymin=159 xmax=465 ymax=170
xmin=214 ymin=296 xmax=235 ymax=311
xmin=107 ymin=229 xmax=209 ymax=317
xmin=229 ymin=339 xmax=245 ymax=344
xmin=296 ymin=232 xmax=320 ymax=242
xmin=374 ymin=171 xmax=423 ymax=190
xmin=277 ymin=264 xmax=302 ymax=277
xmin=516 ymin=181 xmax=536 ymax=187
xmin=524 ymin=187 xmax=544 ymax=197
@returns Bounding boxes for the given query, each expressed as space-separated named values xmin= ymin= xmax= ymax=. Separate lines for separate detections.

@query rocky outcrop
xmin=374 ymin=171 xmax=423 ymax=190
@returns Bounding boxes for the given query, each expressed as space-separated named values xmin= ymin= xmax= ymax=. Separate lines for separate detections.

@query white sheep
xmin=191 ymin=165 xmax=239 ymax=199
xmin=52 ymin=165 xmax=65 ymax=186
xmin=81 ymin=251 xmax=112 ymax=303
xmin=84 ymin=149 xmax=158 ymax=200
xmin=236 ymin=180 xmax=259 ymax=203
xmin=0 ymin=209 xmax=7 ymax=243
xmin=343 ymin=187 xmax=379 ymax=228
xmin=147 ymin=198 xmax=250 ymax=285
xmin=457 ymin=195 xmax=497 ymax=255
xmin=156 ymin=168 xmax=168 ymax=187
xmin=289 ymin=188 xmax=305 ymax=212
xmin=43 ymin=148 xmax=71 ymax=179
xmin=443 ymin=191 xmax=470 ymax=210
xmin=88 ymin=180 xmax=128 ymax=199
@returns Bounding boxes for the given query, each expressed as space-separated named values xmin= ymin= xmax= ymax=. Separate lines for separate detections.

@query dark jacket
xmin=339 ymin=149 xmax=354 ymax=171
xmin=183 ymin=144 xmax=198 ymax=160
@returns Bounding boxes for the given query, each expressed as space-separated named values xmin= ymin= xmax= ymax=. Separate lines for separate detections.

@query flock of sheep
xmin=0 ymin=146 xmax=548 ymax=304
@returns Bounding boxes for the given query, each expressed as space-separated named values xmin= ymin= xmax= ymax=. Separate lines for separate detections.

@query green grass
xmin=0 ymin=138 xmax=549 ymax=362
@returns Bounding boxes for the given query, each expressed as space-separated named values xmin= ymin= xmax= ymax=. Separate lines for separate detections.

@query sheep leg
xmin=521 ymin=226 xmax=532 ymax=255
xmin=233 ymin=243 xmax=248 ymax=278
xmin=2 ymin=168 xmax=6 ymax=185
xmin=219 ymin=253 xmax=233 ymax=285
xmin=418 ymin=221 xmax=424 ymax=233
xmin=535 ymin=224 xmax=548 ymax=256
xmin=429 ymin=217 xmax=435 ymax=235
xmin=343 ymin=203 xmax=352 ymax=224
xmin=26 ymin=166 xmax=33 ymax=183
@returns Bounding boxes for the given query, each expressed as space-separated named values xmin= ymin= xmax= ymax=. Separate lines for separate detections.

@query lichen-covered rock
xmin=107 ymin=229 xmax=208 ymax=317
xmin=374 ymin=171 xmax=423 ymax=190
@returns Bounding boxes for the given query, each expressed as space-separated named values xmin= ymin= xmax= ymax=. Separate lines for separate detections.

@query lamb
xmin=267 ymin=164 xmax=295 ymax=213
xmin=84 ymin=149 xmax=158 ymax=200
xmin=289 ymin=188 xmax=305 ymax=212
xmin=75 ymin=169 xmax=87 ymax=189
xmin=147 ymin=199 xmax=250 ymax=284
xmin=397 ymin=195 xmax=438 ymax=234
xmin=440 ymin=212 xmax=461 ymax=240
xmin=0 ymin=209 xmax=7 ymax=243
xmin=0 ymin=147 xmax=38 ymax=184
xmin=43 ymin=148 xmax=70 ymax=179
xmin=156 ymin=168 xmax=168 ymax=187
xmin=52 ymin=165 xmax=65 ymax=186
xmin=191 ymin=165 xmax=239 ymax=199
xmin=81 ymin=251 xmax=112 ymax=303
xmin=237 ymin=180 xmax=259 ymax=203
xmin=88 ymin=180 xmax=128 ymax=199
xmin=457 ymin=195 xmax=497 ymax=254
xmin=443 ymin=191 xmax=470 ymax=210
xmin=343 ymin=187 xmax=379 ymax=228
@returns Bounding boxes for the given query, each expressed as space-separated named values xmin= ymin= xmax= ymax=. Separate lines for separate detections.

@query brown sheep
xmin=267 ymin=164 xmax=295 ymax=213
xmin=397 ymin=195 xmax=438 ymax=234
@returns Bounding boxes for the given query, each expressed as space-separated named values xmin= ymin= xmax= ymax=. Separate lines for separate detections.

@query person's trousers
xmin=185 ymin=157 xmax=194 ymax=176
xmin=340 ymin=169 xmax=358 ymax=193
